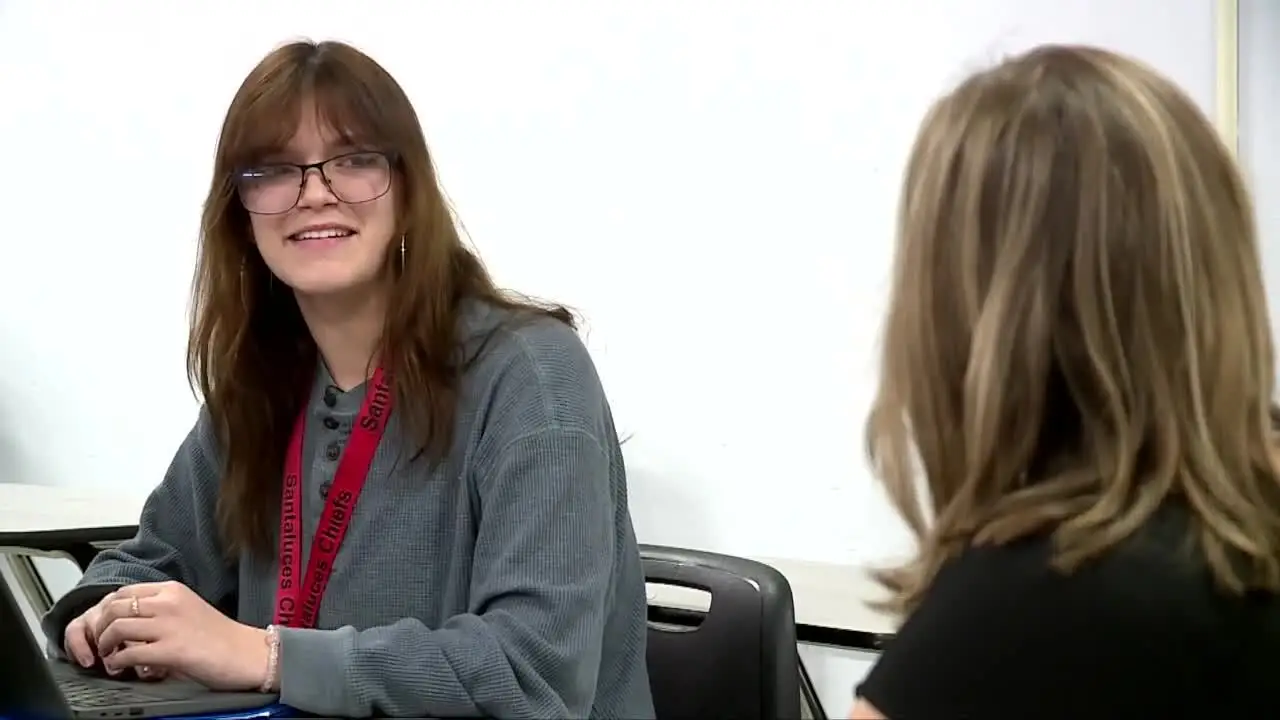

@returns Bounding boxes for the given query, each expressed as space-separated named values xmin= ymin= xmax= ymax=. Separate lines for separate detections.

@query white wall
xmin=0 ymin=1 xmax=1223 ymax=713
xmin=1239 ymin=0 xmax=1280 ymax=353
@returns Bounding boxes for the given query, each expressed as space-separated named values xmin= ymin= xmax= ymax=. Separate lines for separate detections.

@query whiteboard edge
xmin=1216 ymin=0 xmax=1240 ymax=155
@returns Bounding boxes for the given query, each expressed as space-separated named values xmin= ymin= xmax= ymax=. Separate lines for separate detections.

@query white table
xmin=0 ymin=482 xmax=896 ymax=641
xmin=1 ymin=482 xmax=891 ymax=719
xmin=646 ymin=555 xmax=895 ymax=648
xmin=0 ymin=482 xmax=145 ymax=534
xmin=748 ymin=556 xmax=895 ymax=638
xmin=0 ymin=482 xmax=147 ymax=611
xmin=0 ymin=483 xmax=146 ymax=566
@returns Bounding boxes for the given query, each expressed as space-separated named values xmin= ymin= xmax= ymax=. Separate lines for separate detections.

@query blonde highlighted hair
xmin=868 ymin=44 xmax=1280 ymax=617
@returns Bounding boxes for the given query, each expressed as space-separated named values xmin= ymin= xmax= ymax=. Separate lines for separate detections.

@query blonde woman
xmin=851 ymin=45 xmax=1280 ymax=719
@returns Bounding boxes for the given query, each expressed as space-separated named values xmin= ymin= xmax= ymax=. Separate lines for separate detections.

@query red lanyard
xmin=274 ymin=367 xmax=393 ymax=628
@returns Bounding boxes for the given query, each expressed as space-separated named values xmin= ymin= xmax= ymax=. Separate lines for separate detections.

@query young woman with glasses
xmin=41 ymin=40 xmax=656 ymax=720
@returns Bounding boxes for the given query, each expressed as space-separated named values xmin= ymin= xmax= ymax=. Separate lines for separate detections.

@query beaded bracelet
xmin=261 ymin=624 xmax=282 ymax=693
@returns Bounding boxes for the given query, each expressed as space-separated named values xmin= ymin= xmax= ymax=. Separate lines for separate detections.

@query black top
xmin=858 ymin=504 xmax=1280 ymax=719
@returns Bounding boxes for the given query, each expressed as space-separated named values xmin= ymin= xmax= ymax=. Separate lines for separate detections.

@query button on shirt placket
xmin=319 ymin=436 xmax=345 ymax=498
xmin=317 ymin=385 xmax=350 ymax=501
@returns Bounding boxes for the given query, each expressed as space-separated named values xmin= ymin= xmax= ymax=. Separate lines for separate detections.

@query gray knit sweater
xmin=41 ymin=303 xmax=656 ymax=719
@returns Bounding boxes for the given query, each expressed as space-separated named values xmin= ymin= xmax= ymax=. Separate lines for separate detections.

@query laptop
xmin=0 ymin=579 xmax=279 ymax=720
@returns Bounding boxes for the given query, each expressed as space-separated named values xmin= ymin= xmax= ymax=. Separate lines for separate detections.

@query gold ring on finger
xmin=130 ymin=595 xmax=140 ymax=618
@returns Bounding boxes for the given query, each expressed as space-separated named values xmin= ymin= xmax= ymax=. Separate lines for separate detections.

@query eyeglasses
xmin=234 ymin=151 xmax=394 ymax=215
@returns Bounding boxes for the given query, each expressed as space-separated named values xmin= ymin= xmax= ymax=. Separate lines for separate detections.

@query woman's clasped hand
xmin=62 ymin=581 xmax=272 ymax=691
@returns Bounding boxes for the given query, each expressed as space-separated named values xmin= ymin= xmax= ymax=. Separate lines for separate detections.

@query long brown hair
xmin=188 ymin=40 xmax=572 ymax=558
xmin=867 ymin=45 xmax=1280 ymax=617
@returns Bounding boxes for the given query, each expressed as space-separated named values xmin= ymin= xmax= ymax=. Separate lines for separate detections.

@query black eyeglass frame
xmin=234 ymin=150 xmax=399 ymax=216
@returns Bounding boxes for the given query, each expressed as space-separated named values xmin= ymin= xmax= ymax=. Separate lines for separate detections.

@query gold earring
xmin=399 ymin=235 xmax=406 ymax=268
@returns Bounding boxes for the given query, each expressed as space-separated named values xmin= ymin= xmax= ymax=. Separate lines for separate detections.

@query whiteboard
xmin=1238 ymin=0 xmax=1280 ymax=362
xmin=0 ymin=0 xmax=1218 ymax=567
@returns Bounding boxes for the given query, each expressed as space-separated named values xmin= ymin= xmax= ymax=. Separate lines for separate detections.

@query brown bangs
xmin=221 ymin=42 xmax=400 ymax=169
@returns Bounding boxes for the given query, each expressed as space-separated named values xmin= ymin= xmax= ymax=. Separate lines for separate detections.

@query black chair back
xmin=642 ymin=545 xmax=800 ymax=719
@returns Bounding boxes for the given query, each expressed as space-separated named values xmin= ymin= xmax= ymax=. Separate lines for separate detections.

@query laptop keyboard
xmin=59 ymin=675 xmax=167 ymax=708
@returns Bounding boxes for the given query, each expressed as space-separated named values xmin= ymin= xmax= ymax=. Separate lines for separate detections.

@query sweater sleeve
xmin=41 ymin=410 xmax=238 ymax=651
xmin=276 ymin=322 xmax=619 ymax=719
